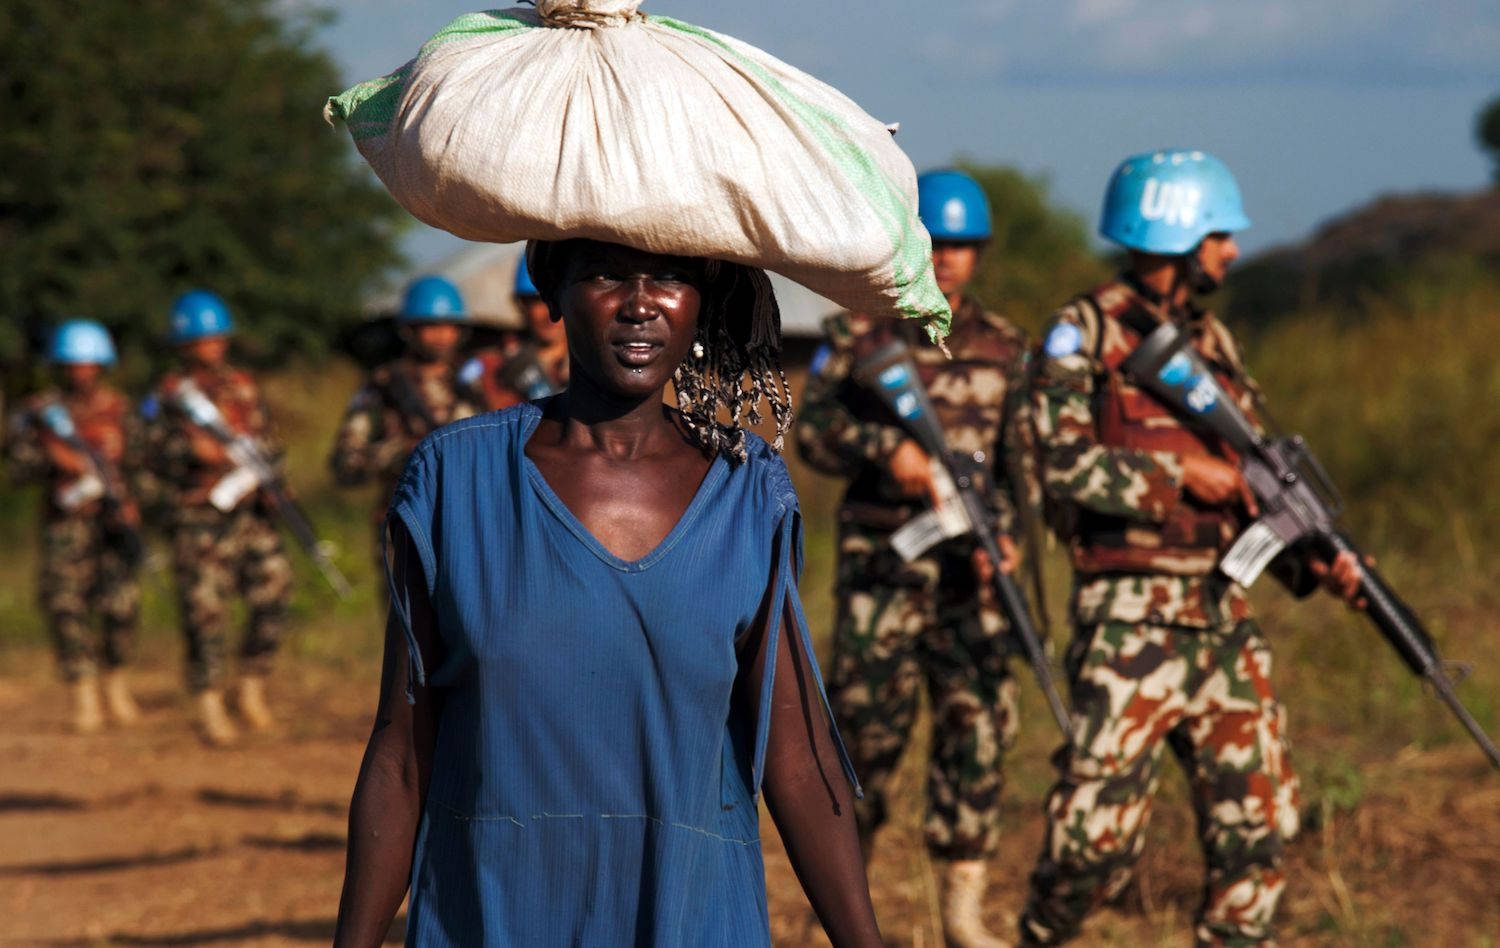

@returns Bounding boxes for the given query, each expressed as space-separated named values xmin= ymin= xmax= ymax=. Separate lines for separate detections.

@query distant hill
xmin=1226 ymin=188 xmax=1500 ymax=327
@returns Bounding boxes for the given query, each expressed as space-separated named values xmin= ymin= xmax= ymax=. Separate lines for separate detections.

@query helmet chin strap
xmin=1181 ymin=243 xmax=1221 ymax=296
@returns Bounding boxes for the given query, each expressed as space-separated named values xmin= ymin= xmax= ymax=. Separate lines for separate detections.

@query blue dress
xmin=385 ymin=402 xmax=857 ymax=947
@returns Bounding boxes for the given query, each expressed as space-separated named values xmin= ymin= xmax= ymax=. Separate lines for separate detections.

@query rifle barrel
xmin=972 ymin=521 xmax=1072 ymax=740
xmin=1429 ymin=673 xmax=1500 ymax=770
xmin=266 ymin=488 xmax=354 ymax=600
xmin=1329 ymin=532 xmax=1500 ymax=770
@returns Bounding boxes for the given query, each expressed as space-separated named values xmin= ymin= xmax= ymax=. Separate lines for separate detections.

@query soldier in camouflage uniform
xmin=146 ymin=291 xmax=293 ymax=746
xmin=6 ymin=320 xmax=144 ymax=732
xmin=331 ymin=275 xmax=483 ymax=563
xmin=462 ymin=254 xmax=568 ymax=411
xmin=1019 ymin=151 xmax=1364 ymax=947
xmin=797 ymin=170 xmax=1033 ymax=948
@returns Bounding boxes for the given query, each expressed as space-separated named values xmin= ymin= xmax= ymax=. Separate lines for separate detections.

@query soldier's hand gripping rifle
xmin=1122 ymin=322 xmax=1500 ymax=770
xmin=852 ymin=341 xmax=1073 ymax=742
xmin=387 ymin=371 xmax=441 ymax=436
xmin=33 ymin=400 xmax=145 ymax=567
xmin=172 ymin=379 xmax=354 ymax=601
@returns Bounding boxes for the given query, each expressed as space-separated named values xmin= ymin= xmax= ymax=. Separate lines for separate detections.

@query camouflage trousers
xmin=38 ymin=515 xmax=140 ymax=681
xmin=1021 ymin=616 xmax=1300 ymax=947
xmin=168 ymin=504 xmax=292 ymax=691
xmin=827 ymin=523 xmax=1017 ymax=861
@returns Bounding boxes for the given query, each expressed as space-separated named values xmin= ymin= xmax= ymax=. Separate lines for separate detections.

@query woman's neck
xmin=549 ymin=371 xmax=676 ymax=460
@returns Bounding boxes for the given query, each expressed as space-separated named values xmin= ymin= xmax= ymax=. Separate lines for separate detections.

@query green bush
xmin=0 ymin=0 xmax=408 ymax=391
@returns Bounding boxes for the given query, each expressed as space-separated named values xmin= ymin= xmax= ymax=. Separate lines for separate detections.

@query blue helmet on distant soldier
xmin=49 ymin=318 xmax=118 ymax=366
xmin=513 ymin=255 xmax=539 ymax=298
xmin=917 ymin=169 xmax=993 ymax=242
xmin=1099 ymin=149 xmax=1250 ymax=255
xmin=400 ymin=275 xmax=467 ymax=322
xmin=168 ymin=290 xmax=235 ymax=343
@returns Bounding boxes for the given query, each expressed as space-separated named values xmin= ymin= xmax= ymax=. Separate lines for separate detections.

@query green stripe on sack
xmin=655 ymin=17 xmax=949 ymax=339
xmin=326 ymin=69 xmax=408 ymax=141
xmin=419 ymin=9 xmax=533 ymax=55
xmin=326 ymin=10 xmax=535 ymax=145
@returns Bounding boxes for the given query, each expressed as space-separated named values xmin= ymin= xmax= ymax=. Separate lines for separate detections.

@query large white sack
xmin=326 ymin=1 xmax=950 ymax=339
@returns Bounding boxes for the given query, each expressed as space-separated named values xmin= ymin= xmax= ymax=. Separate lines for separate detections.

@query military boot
xmin=196 ymin=689 xmax=239 ymax=746
xmin=942 ymin=860 xmax=1010 ymax=948
xmin=234 ymin=675 xmax=274 ymax=732
xmin=102 ymin=669 xmax=141 ymax=725
xmin=71 ymin=674 xmax=104 ymax=734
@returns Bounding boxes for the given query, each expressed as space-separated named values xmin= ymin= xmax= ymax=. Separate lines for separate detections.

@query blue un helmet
xmin=400 ymin=275 xmax=466 ymax=322
xmin=168 ymin=290 xmax=234 ymax=343
xmin=917 ymin=169 xmax=992 ymax=242
xmin=513 ymin=255 xmax=539 ymax=298
xmin=49 ymin=318 xmax=118 ymax=366
xmin=1099 ymin=149 xmax=1251 ymax=254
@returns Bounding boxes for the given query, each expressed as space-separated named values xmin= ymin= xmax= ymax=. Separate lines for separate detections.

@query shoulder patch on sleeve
xmin=1044 ymin=321 xmax=1083 ymax=359
xmin=808 ymin=344 xmax=832 ymax=377
xmin=458 ymin=357 xmax=484 ymax=385
xmin=139 ymin=394 xmax=159 ymax=421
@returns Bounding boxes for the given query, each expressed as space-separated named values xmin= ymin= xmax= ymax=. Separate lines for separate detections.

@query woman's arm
xmin=738 ymin=537 xmax=881 ymax=948
xmin=334 ymin=525 xmax=443 ymax=948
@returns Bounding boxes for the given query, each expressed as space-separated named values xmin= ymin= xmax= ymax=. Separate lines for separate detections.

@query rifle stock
xmin=498 ymin=346 xmax=560 ymax=401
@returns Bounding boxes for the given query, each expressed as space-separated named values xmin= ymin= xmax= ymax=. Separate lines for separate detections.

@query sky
xmin=311 ymin=0 xmax=1500 ymax=269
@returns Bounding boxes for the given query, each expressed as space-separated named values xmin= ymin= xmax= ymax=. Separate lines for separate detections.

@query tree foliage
xmin=0 ymin=0 xmax=407 ymax=383
xmin=956 ymin=163 xmax=1110 ymax=333
xmin=1477 ymin=95 xmax=1500 ymax=184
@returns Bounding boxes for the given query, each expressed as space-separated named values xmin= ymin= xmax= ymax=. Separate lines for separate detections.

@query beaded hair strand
xmin=671 ymin=261 xmax=793 ymax=462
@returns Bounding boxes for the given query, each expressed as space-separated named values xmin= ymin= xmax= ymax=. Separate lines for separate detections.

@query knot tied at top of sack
xmin=537 ymin=0 xmax=646 ymax=29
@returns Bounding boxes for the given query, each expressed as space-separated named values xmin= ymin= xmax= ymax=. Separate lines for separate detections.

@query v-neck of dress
xmin=517 ymin=402 xmax=728 ymax=573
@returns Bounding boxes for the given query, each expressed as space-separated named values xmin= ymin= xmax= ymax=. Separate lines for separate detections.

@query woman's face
xmin=556 ymin=242 xmax=704 ymax=400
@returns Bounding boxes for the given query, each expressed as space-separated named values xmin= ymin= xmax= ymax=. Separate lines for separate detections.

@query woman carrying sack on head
xmin=328 ymin=4 xmax=952 ymax=945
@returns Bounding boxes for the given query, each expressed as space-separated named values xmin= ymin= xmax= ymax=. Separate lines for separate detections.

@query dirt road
xmin=3 ymin=644 xmax=1497 ymax=946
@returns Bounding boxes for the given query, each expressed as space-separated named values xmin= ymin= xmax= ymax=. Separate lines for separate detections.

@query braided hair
xmin=526 ymin=239 xmax=793 ymax=463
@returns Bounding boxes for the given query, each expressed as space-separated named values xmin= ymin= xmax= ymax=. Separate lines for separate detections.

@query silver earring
xmin=692 ymin=340 xmax=705 ymax=359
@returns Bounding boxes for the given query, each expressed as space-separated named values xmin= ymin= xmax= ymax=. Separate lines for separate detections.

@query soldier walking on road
xmin=1018 ymin=150 xmax=1365 ymax=946
xmin=145 ymin=291 xmax=293 ymax=746
xmin=462 ymin=255 xmax=569 ymax=411
xmin=797 ymin=169 xmax=1034 ymax=948
xmin=330 ymin=275 xmax=482 ymax=561
xmin=6 ymin=320 xmax=145 ymax=733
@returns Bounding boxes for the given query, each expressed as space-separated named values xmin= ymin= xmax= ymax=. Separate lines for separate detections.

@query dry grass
xmin=3 ymin=275 xmax=1499 ymax=943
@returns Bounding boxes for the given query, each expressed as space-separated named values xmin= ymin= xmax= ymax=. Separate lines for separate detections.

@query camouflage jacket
xmin=1034 ymin=277 xmax=1310 ymax=628
xmin=145 ymin=363 xmax=283 ymax=510
xmin=796 ymin=296 xmax=1035 ymax=536
xmin=329 ymin=357 xmax=481 ymax=500
xmin=6 ymin=385 xmax=145 ymax=519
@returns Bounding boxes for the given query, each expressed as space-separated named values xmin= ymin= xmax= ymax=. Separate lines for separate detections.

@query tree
xmin=955 ymin=163 xmax=1110 ymax=333
xmin=0 ymin=0 xmax=408 ymax=384
xmin=1477 ymin=96 xmax=1500 ymax=184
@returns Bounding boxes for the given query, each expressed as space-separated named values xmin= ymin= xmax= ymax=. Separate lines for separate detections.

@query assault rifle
xmin=498 ymin=345 xmax=560 ymax=401
xmin=32 ymin=399 xmax=144 ymax=567
xmin=386 ymin=370 xmax=441 ymax=435
xmin=1121 ymin=321 xmax=1500 ymax=770
xmin=172 ymin=380 xmax=354 ymax=600
xmin=852 ymin=341 xmax=1073 ymax=742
